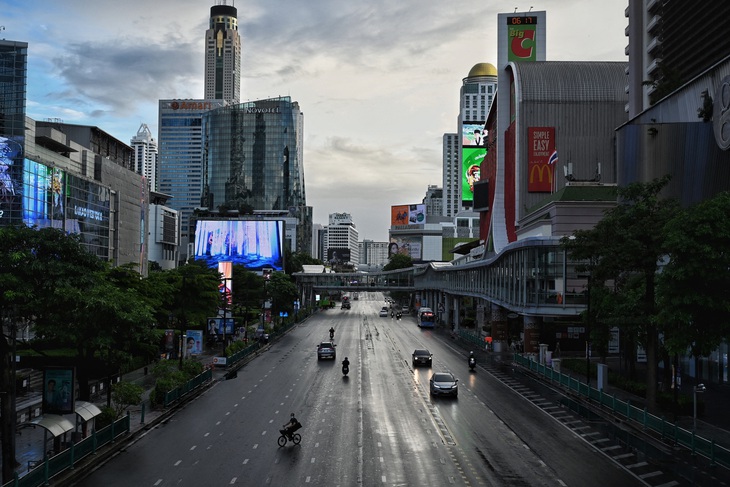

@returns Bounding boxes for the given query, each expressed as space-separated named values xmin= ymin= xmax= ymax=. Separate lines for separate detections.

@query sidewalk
xmin=437 ymin=326 xmax=730 ymax=453
xmin=11 ymin=348 xmax=231 ymax=482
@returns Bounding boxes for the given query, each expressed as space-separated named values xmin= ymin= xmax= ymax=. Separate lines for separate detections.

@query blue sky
xmin=3 ymin=0 xmax=628 ymax=241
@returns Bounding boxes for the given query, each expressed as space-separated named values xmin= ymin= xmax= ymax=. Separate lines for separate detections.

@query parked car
xmin=430 ymin=372 xmax=458 ymax=397
xmin=412 ymin=349 xmax=433 ymax=367
xmin=317 ymin=342 xmax=337 ymax=360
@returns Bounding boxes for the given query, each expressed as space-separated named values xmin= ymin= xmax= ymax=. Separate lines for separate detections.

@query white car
xmin=379 ymin=308 xmax=388 ymax=317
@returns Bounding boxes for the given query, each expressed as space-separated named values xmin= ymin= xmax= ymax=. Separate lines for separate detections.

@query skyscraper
xmin=130 ymin=123 xmax=158 ymax=191
xmin=157 ymin=98 xmax=227 ymax=260
xmin=205 ymin=2 xmax=241 ymax=104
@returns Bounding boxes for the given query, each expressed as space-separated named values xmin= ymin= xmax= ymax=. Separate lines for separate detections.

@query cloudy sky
xmin=5 ymin=0 xmax=627 ymax=242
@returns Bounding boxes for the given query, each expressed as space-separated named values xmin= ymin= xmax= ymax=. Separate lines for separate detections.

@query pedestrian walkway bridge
xmin=294 ymin=237 xmax=588 ymax=318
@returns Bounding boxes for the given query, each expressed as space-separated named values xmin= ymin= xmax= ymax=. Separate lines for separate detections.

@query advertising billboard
xmin=185 ymin=330 xmax=203 ymax=356
xmin=462 ymin=123 xmax=486 ymax=147
xmin=388 ymin=237 xmax=422 ymax=260
xmin=390 ymin=204 xmax=426 ymax=226
xmin=0 ymin=136 xmax=23 ymax=224
xmin=327 ymin=248 xmax=351 ymax=264
xmin=462 ymin=147 xmax=486 ymax=202
xmin=193 ymin=219 xmax=284 ymax=270
xmin=43 ymin=367 xmax=75 ymax=415
xmin=527 ymin=127 xmax=556 ymax=193
xmin=22 ymin=159 xmax=65 ymax=229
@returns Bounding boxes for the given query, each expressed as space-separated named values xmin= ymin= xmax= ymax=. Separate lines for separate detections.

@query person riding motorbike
xmin=342 ymin=357 xmax=350 ymax=375
xmin=468 ymin=351 xmax=476 ymax=367
xmin=281 ymin=413 xmax=300 ymax=439
xmin=329 ymin=327 xmax=335 ymax=339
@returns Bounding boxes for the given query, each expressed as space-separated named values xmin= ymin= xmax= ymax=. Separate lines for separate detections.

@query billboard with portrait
xmin=194 ymin=219 xmax=284 ymax=271
xmin=327 ymin=248 xmax=351 ymax=264
xmin=462 ymin=147 xmax=487 ymax=202
xmin=43 ymin=367 xmax=75 ymax=415
xmin=388 ymin=237 xmax=422 ymax=260
xmin=462 ymin=122 xmax=486 ymax=147
xmin=0 ymin=136 xmax=23 ymax=224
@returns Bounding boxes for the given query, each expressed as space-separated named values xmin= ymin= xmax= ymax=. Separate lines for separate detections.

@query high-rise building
xmin=423 ymin=184 xmax=443 ymax=217
xmin=457 ymin=63 xmax=497 ymax=213
xmin=201 ymin=96 xmax=311 ymax=254
xmin=625 ymin=0 xmax=730 ymax=118
xmin=325 ymin=213 xmax=359 ymax=266
xmin=205 ymin=2 xmax=241 ymax=104
xmin=131 ymin=123 xmax=158 ymax=191
xmin=359 ymin=240 xmax=389 ymax=270
xmin=157 ymin=99 xmax=226 ymax=260
xmin=441 ymin=133 xmax=459 ymax=217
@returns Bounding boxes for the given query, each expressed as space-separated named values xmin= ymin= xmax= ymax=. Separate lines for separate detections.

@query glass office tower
xmin=203 ymin=97 xmax=306 ymax=213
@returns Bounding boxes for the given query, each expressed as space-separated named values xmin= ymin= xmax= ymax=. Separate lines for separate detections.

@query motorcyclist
xmin=329 ymin=327 xmax=335 ymax=339
xmin=468 ymin=351 xmax=476 ymax=366
xmin=342 ymin=356 xmax=350 ymax=369
xmin=281 ymin=413 xmax=299 ymax=439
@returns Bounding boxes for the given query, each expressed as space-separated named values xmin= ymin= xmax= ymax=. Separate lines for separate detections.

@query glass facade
xmin=0 ymin=40 xmax=28 ymax=227
xmin=203 ymin=97 xmax=306 ymax=213
xmin=158 ymin=99 xmax=226 ymax=248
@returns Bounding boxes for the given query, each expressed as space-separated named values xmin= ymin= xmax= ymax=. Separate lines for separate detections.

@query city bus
xmin=417 ymin=307 xmax=435 ymax=328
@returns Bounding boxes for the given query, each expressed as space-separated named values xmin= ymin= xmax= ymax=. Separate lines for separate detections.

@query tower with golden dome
xmin=442 ymin=62 xmax=497 ymax=217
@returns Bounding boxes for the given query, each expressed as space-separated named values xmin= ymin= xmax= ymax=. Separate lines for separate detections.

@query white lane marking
xmin=311 ymin=457 xmax=316 ymax=463
xmin=242 ymin=459 xmax=249 ymax=465
xmin=204 ymin=432 xmax=210 ymax=437
xmin=234 ymin=403 xmax=239 ymax=407
xmin=230 ymin=477 xmax=237 ymax=484
xmin=174 ymin=460 xmax=182 ymax=466
xmin=306 ymin=477 xmax=311 ymax=483
xmin=382 ymin=475 xmax=386 ymax=483
xmin=262 ymin=431 xmax=267 ymax=436
xmin=154 ymin=480 xmax=163 ymax=486
xmin=269 ymin=419 xmax=273 ymax=423
xmin=190 ymin=445 xmax=196 ymax=450
xmin=315 ymin=442 xmax=320 ymax=447
xmin=253 ymin=444 xmax=259 ymax=449
xmin=216 ymin=421 xmax=221 ymax=426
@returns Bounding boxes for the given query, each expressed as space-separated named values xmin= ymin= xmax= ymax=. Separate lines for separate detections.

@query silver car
xmin=429 ymin=372 xmax=458 ymax=397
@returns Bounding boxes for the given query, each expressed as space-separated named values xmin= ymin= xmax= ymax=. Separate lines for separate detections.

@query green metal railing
xmin=163 ymin=368 xmax=213 ymax=407
xmin=513 ymin=353 xmax=730 ymax=469
xmin=3 ymin=415 xmax=130 ymax=487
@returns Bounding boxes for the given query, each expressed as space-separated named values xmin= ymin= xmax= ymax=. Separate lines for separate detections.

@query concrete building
xmin=130 ymin=123 xmax=158 ymax=191
xmin=441 ymin=133 xmax=459 ymax=217
xmin=423 ymin=184 xmax=443 ymax=217
xmin=148 ymin=191 xmax=179 ymax=270
xmin=204 ymin=2 xmax=241 ymax=105
xmin=625 ymin=0 xmax=730 ymax=118
xmin=325 ymin=213 xmax=359 ymax=267
xmin=358 ymin=240 xmax=389 ymax=271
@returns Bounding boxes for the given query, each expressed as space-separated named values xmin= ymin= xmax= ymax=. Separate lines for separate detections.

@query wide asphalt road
xmin=73 ymin=292 xmax=646 ymax=486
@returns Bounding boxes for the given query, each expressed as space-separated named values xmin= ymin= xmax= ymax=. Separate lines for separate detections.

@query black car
xmin=430 ymin=372 xmax=458 ymax=397
xmin=317 ymin=342 xmax=337 ymax=360
xmin=412 ymin=349 xmax=433 ymax=367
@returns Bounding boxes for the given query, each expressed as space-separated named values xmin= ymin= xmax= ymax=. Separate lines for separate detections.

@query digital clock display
xmin=507 ymin=16 xmax=537 ymax=25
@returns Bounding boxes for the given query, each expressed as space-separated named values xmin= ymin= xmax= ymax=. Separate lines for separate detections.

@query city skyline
xmin=5 ymin=0 xmax=627 ymax=242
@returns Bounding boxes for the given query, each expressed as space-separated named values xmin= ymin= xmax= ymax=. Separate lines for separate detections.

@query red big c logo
xmin=511 ymin=29 xmax=536 ymax=59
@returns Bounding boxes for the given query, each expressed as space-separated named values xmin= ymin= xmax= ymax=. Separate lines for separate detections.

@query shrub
xmin=111 ymin=381 xmax=144 ymax=419
xmin=95 ymin=406 xmax=116 ymax=429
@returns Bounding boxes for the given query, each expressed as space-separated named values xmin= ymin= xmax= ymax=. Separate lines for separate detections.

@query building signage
xmin=527 ymin=127 xmax=555 ymax=193
xmin=170 ymin=101 xmax=214 ymax=111
xmin=507 ymin=16 xmax=538 ymax=62
xmin=245 ymin=106 xmax=281 ymax=114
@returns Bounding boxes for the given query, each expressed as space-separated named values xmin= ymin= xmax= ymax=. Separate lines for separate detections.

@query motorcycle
xmin=342 ymin=364 xmax=349 ymax=376
xmin=469 ymin=357 xmax=476 ymax=371
xmin=329 ymin=331 xmax=335 ymax=341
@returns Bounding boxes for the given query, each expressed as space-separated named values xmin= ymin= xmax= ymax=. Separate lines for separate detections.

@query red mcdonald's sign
xmin=527 ymin=127 xmax=555 ymax=193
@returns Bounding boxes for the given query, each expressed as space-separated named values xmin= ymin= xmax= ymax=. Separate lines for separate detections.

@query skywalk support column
xmin=490 ymin=304 xmax=507 ymax=352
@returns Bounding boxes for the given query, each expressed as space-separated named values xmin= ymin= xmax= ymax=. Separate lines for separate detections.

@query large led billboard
xmin=462 ymin=123 xmax=486 ymax=147
xmin=22 ymin=159 xmax=65 ymax=229
xmin=390 ymin=204 xmax=425 ymax=226
xmin=462 ymin=147 xmax=486 ymax=202
xmin=193 ymin=219 xmax=284 ymax=270
xmin=0 ymin=136 xmax=23 ymax=224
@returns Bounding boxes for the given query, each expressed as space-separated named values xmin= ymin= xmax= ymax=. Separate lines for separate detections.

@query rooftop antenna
xmin=529 ymin=6 xmax=534 ymax=12
xmin=514 ymin=7 xmax=518 ymax=13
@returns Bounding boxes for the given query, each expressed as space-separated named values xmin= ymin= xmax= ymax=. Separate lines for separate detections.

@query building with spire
xmin=205 ymin=2 xmax=241 ymax=104
xmin=130 ymin=123 xmax=158 ymax=191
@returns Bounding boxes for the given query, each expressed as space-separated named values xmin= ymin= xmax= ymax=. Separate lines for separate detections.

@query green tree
xmin=231 ymin=265 xmax=265 ymax=328
xmin=657 ymin=192 xmax=730 ymax=376
xmin=266 ymin=271 xmax=299 ymax=322
xmin=285 ymin=250 xmax=323 ymax=275
xmin=111 ymin=381 xmax=144 ymax=419
xmin=563 ymin=176 xmax=678 ymax=411
xmin=0 ymin=227 xmax=107 ymax=480
xmin=383 ymin=253 xmax=413 ymax=271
